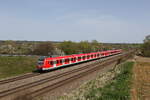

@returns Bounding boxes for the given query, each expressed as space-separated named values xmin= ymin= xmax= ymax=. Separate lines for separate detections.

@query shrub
xmin=141 ymin=36 xmax=150 ymax=57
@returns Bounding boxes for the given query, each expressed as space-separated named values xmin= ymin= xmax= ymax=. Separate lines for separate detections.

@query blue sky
xmin=0 ymin=0 xmax=149 ymax=43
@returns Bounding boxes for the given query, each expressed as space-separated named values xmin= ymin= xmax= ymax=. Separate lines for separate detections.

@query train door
xmin=71 ymin=57 xmax=74 ymax=63
xmin=91 ymin=54 xmax=93 ymax=59
xmin=56 ymin=60 xmax=59 ymax=66
xmin=49 ymin=61 xmax=54 ymax=68
xmin=65 ymin=58 xmax=70 ymax=64
xmin=74 ymin=57 xmax=77 ymax=62
xmin=94 ymin=54 xmax=96 ymax=58
xmin=83 ymin=56 xmax=86 ymax=60
xmin=60 ymin=59 xmax=62 ymax=66
xmin=97 ymin=54 xmax=100 ymax=58
xmin=87 ymin=55 xmax=90 ymax=59
xmin=78 ymin=56 xmax=81 ymax=61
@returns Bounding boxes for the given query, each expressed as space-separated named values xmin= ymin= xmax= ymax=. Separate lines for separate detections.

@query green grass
xmin=84 ymin=62 xmax=134 ymax=100
xmin=0 ymin=56 xmax=38 ymax=79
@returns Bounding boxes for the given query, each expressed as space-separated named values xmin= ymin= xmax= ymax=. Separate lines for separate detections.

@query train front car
xmin=36 ymin=56 xmax=46 ymax=71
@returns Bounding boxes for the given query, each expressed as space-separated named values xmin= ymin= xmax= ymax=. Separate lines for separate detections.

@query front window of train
xmin=37 ymin=56 xmax=46 ymax=66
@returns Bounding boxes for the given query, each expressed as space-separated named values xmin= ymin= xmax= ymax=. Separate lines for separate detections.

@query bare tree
xmin=33 ymin=42 xmax=55 ymax=56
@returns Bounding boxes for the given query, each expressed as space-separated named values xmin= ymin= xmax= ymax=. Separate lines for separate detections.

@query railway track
xmin=31 ymin=58 xmax=119 ymax=97
xmin=0 ymin=72 xmax=40 ymax=85
xmin=0 ymin=56 xmax=103 ymax=85
xmin=0 ymin=52 xmax=132 ymax=100
xmin=0 ymin=54 xmax=120 ymax=85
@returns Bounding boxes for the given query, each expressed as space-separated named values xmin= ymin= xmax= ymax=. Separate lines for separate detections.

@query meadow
xmin=0 ymin=56 xmax=38 ymax=79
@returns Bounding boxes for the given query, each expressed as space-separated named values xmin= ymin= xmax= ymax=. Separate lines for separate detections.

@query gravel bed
xmin=57 ymin=61 xmax=124 ymax=100
xmin=57 ymin=62 xmax=120 ymax=100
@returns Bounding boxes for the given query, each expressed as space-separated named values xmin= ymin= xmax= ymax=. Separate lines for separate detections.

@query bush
xmin=58 ymin=41 xmax=79 ymax=55
xmin=32 ymin=42 xmax=55 ymax=56
xmin=141 ymin=40 xmax=150 ymax=57
xmin=58 ymin=40 xmax=102 ymax=55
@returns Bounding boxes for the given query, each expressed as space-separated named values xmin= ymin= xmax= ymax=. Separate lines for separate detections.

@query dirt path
xmin=131 ymin=56 xmax=150 ymax=100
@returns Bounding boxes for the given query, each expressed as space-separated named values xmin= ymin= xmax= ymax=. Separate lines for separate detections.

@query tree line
xmin=32 ymin=40 xmax=102 ymax=56
xmin=0 ymin=40 xmax=139 ymax=56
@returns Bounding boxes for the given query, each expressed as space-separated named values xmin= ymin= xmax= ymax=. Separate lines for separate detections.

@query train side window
xmin=87 ymin=55 xmax=90 ymax=59
xmin=65 ymin=59 xmax=69 ymax=63
xmin=83 ymin=56 xmax=85 ymax=59
xmin=78 ymin=57 xmax=81 ymax=60
xmin=50 ymin=61 xmax=53 ymax=65
xmin=65 ymin=59 xmax=67 ymax=63
xmin=57 ymin=60 xmax=59 ymax=64
xmin=60 ymin=60 xmax=62 ymax=64
xmin=71 ymin=58 xmax=74 ymax=61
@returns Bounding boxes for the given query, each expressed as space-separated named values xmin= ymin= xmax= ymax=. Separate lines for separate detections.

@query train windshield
xmin=38 ymin=57 xmax=45 ymax=61
xmin=38 ymin=57 xmax=46 ymax=66
xmin=38 ymin=61 xmax=43 ymax=65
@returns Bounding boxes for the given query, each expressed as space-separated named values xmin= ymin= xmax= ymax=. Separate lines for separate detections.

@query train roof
xmin=45 ymin=50 xmax=121 ymax=61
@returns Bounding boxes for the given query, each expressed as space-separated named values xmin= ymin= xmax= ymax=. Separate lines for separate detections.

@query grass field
xmin=0 ymin=56 xmax=38 ymax=79
xmin=84 ymin=62 xmax=134 ymax=100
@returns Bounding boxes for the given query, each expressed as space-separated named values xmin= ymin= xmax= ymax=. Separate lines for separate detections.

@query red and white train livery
xmin=37 ymin=49 xmax=122 ymax=71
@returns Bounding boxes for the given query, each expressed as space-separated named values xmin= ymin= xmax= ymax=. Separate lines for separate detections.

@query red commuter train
xmin=37 ymin=49 xmax=122 ymax=71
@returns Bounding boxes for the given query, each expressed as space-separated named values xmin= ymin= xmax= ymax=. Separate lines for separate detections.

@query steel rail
xmin=0 ymin=73 xmax=40 ymax=85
